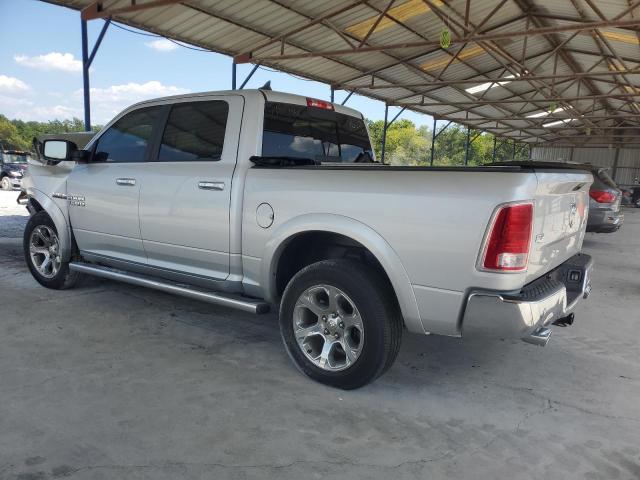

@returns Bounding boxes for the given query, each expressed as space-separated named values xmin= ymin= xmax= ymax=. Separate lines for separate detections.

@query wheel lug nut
xmin=333 ymin=333 xmax=340 ymax=339
xmin=322 ymin=315 xmax=327 ymax=321
xmin=324 ymin=328 xmax=330 ymax=334
xmin=339 ymin=322 xmax=344 ymax=329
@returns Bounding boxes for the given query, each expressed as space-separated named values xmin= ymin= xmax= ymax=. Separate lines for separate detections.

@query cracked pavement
xmin=0 ymin=190 xmax=639 ymax=479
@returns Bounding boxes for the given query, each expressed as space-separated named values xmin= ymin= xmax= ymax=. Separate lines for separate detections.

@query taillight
xmin=589 ymin=190 xmax=616 ymax=203
xmin=480 ymin=202 xmax=534 ymax=272
xmin=306 ymin=98 xmax=334 ymax=110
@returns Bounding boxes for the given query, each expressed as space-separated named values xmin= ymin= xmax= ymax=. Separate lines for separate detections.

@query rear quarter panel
xmin=242 ymin=167 xmax=542 ymax=334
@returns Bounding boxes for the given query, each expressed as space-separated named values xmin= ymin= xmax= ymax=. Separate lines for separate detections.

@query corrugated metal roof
xmin=45 ymin=0 xmax=640 ymax=146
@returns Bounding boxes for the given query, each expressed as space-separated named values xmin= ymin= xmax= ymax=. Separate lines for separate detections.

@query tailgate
xmin=526 ymin=170 xmax=593 ymax=283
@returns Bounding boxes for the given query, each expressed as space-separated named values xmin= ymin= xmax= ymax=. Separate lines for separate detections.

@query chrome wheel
xmin=293 ymin=284 xmax=364 ymax=372
xmin=29 ymin=225 xmax=61 ymax=279
xmin=1 ymin=177 xmax=11 ymax=190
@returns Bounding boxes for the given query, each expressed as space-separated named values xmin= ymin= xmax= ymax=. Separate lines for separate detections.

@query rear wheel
xmin=279 ymin=259 xmax=402 ymax=389
xmin=1 ymin=176 xmax=12 ymax=191
xmin=24 ymin=211 xmax=81 ymax=289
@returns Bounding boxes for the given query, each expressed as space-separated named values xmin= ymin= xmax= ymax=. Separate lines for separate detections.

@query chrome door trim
xmin=198 ymin=181 xmax=225 ymax=191
xmin=116 ymin=178 xmax=136 ymax=186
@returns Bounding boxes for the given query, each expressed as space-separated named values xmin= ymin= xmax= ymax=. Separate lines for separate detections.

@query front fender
xmin=261 ymin=213 xmax=424 ymax=334
xmin=27 ymin=188 xmax=72 ymax=263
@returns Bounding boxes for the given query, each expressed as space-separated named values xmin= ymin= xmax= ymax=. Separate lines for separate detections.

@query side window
xmin=93 ymin=107 xmax=161 ymax=163
xmin=157 ymin=101 xmax=229 ymax=162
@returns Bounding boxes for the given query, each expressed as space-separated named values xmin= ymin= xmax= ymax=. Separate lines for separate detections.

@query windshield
xmin=262 ymin=101 xmax=373 ymax=163
xmin=2 ymin=153 xmax=30 ymax=164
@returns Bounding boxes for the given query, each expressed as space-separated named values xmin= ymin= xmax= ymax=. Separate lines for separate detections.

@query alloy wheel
xmin=293 ymin=284 xmax=364 ymax=371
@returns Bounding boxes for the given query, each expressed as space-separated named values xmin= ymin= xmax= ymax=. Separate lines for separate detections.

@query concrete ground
xmin=0 ymin=189 xmax=638 ymax=480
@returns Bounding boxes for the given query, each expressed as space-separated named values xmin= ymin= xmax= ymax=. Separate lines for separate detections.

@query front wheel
xmin=1 ymin=176 xmax=12 ymax=191
xmin=279 ymin=259 xmax=402 ymax=389
xmin=24 ymin=211 xmax=81 ymax=289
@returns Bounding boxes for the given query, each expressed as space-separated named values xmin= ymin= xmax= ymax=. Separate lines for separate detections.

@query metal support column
xmin=430 ymin=117 xmax=437 ymax=166
xmin=81 ymin=19 xmax=91 ymax=131
xmin=464 ymin=126 xmax=471 ymax=165
xmin=380 ymin=104 xmax=389 ymax=164
xmin=81 ymin=18 xmax=111 ymax=132
xmin=512 ymin=139 xmax=516 ymax=159
xmin=330 ymin=87 xmax=334 ymax=103
xmin=239 ymin=64 xmax=259 ymax=89
xmin=528 ymin=144 xmax=532 ymax=159
xmin=492 ymin=136 xmax=497 ymax=162
xmin=612 ymin=147 xmax=620 ymax=181
xmin=341 ymin=91 xmax=353 ymax=105
xmin=232 ymin=61 xmax=237 ymax=90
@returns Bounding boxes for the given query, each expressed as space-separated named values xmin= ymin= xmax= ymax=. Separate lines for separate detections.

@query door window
xmin=93 ymin=107 xmax=161 ymax=163
xmin=157 ymin=101 xmax=229 ymax=162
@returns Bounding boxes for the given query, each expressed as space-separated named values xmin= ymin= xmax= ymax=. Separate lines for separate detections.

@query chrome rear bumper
xmin=462 ymin=253 xmax=593 ymax=345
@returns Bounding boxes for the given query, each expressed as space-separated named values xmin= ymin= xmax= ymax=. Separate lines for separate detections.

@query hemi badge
xmin=53 ymin=193 xmax=68 ymax=199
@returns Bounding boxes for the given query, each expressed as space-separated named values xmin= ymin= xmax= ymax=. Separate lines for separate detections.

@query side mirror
xmin=43 ymin=139 xmax=74 ymax=161
xmin=41 ymin=139 xmax=89 ymax=164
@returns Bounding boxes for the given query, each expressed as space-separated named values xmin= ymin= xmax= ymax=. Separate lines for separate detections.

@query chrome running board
xmin=69 ymin=262 xmax=270 ymax=314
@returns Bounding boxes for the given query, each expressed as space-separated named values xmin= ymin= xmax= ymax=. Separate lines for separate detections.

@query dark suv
xmin=585 ymin=166 xmax=623 ymax=233
xmin=0 ymin=150 xmax=30 ymax=191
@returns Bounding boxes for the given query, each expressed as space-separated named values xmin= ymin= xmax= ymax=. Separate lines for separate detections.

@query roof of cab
xmin=126 ymin=89 xmax=363 ymax=119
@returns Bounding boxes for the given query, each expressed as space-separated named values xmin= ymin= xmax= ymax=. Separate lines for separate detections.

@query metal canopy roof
xmin=47 ymin=0 xmax=640 ymax=146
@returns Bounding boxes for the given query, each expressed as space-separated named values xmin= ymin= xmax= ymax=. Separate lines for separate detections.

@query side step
xmin=69 ymin=262 xmax=270 ymax=314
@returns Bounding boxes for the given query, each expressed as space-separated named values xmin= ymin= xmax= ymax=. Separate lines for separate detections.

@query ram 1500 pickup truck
xmin=22 ymin=89 xmax=593 ymax=389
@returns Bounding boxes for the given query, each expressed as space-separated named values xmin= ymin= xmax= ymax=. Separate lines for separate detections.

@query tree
xmin=0 ymin=115 xmax=100 ymax=152
xmin=0 ymin=116 xmax=30 ymax=150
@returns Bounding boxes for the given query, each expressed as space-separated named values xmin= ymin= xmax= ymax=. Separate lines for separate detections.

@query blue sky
xmin=0 ymin=0 xmax=433 ymax=127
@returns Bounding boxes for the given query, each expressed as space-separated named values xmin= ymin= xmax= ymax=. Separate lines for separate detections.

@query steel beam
xmin=239 ymin=64 xmax=260 ymax=89
xmin=335 ymin=70 xmax=640 ymax=90
xmin=81 ymin=19 xmax=91 ymax=131
xmin=82 ymin=0 xmax=183 ymax=20
xmin=393 ymin=92 xmax=640 ymax=107
xmin=242 ymin=18 xmax=640 ymax=62
xmin=381 ymin=104 xmax=389 ymax=164
xmin=430 ymin=117 xmax=437 ymax=166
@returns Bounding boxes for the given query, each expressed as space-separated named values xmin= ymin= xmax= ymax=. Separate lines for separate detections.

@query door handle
xmin=198 ymin=181 xmax=225 ymax=191
xmin=116 ymin=178 xmax=136 ymax=186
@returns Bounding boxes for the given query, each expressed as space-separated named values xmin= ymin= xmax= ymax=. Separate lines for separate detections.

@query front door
xmin=67 ymin=106 xmax=162 ymax=264
xmin=138 ymin=96 xmax=243 ymax=280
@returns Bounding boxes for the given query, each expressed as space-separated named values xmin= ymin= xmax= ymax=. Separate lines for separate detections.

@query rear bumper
xmin=587 ymin=209 xmax=623 ymax=232
xmin=461 ymin=253 xmax=593 ymax=345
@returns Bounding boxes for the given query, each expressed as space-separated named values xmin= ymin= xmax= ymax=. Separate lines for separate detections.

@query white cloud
xmin=14 ymin=52 xmax=82 ymax=73
xmin=79 ymin=81 xmax=189 ymax=123
xmin=0 ymin=75 xmax=30 ymax=92
xmin=145 ymin=39 xmax=178 ymax=52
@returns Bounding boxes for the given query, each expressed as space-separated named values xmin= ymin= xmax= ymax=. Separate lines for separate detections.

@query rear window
xmin=262 ymin=101 xmax=373 ymax=163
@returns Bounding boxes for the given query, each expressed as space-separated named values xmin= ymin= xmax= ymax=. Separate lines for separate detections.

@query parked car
xmin=585 ymin=166 xmax=624 ymax=232
xmin=621 ymin=186 xmax=640 ymax=208
xmin=21 ymin=90 xmax=593 ymax=389
xmin=1 ymin=150 xmax=30 ymax=190
xmin=495 ymin=161 xmax=623 ymax=233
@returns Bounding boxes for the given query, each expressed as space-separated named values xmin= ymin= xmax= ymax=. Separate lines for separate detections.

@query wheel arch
xmin=26 ymin=189 xmax=72 ymax=262
xmin=261 ymin=213 xmax=424 ymax=334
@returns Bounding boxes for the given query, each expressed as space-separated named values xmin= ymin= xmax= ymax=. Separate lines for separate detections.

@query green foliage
xmin=367 ymin=118 xmax=530 ymax=166
xmin=0 ymin=115 xmax=101 ymax=152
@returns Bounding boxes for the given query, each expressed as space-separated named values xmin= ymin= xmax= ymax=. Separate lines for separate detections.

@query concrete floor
xmin=0 ymin=189 xmax=639 ymax=480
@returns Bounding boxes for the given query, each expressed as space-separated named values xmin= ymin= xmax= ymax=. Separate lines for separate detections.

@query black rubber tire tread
xmin=23 ymin=211 xmax=81 ymax=290
xmin=279 ymin=259 xmax=402 ymax=390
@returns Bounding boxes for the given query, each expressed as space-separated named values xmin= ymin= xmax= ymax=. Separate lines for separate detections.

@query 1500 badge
xmin=53 ymin=193 xmax=85 ymax=207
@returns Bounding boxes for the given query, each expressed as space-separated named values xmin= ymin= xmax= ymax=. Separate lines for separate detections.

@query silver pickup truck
xmin=23 ymin=89 xmax=593 ymax=389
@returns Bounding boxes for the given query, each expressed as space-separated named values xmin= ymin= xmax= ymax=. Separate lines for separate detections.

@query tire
xmin=1 ymin=176 xmax=12 ymax=191
xmin=23 ymin=211 xmax=81 ymax=290
xmin=279 ymin=259 xmax=402 ymax=389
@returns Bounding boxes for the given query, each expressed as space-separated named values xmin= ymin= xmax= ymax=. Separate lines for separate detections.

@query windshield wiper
xmin=250 ymin=156 xmax=320 ymax=167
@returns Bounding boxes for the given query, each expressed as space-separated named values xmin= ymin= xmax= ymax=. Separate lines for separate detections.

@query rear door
xmin=137 ymin=96 xmax=243 ymax=280
xmin=67 ymin=106 xmax=162 ymax=263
